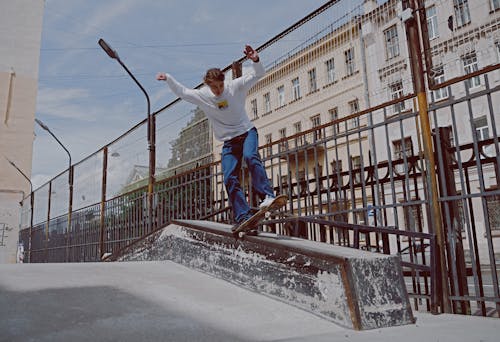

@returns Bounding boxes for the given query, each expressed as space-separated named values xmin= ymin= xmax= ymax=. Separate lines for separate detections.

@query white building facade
xmin=237 ymin=0 xmax=499 ymax=263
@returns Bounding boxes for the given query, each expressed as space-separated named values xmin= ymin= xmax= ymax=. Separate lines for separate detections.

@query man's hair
xmin=204 ymin=68 xmax=225 ymax=84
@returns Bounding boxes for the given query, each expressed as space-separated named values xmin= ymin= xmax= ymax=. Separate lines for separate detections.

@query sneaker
xmin=259 ymin=195 xmax=276 ymax=209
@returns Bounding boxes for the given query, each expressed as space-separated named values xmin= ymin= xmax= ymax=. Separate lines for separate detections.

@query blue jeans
xmin=222 ymin=127 xmax=274 ymax=223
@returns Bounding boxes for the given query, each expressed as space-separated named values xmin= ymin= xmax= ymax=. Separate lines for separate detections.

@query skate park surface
xmin=1 ymin=261 xmax=499 ymax=342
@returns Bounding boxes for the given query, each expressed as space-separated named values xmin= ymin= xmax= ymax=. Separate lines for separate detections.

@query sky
xmin=32 ymin=0 xmax=332 ymax=190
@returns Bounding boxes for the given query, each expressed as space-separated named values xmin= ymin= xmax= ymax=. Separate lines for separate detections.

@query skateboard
xmin=232 ymin=194 xmax=288 ymax=238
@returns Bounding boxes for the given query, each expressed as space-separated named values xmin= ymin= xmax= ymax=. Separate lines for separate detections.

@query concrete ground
xmin=1 ymin=261 xmax=499 ymax=342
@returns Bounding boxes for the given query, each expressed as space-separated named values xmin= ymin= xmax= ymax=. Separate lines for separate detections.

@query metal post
xmin=100 ymin=147 xmax=108 ymax=259
xmin=402 ymin=0 xmax=450 ymax=313
xmin=46 ymin=181 xmax=52 ymax=262
xmin=6 ymin=158 xmax=34 ymax=263
xmin=231 ymin=61 xmax=242 ymax=79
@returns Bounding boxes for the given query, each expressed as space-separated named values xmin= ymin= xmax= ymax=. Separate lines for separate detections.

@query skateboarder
xmin=157 ymin=45 xmax=277 ymax=231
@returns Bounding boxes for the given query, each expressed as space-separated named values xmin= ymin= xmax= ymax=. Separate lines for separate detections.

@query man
xmin=156 ymin=45 xmax=276 ymax=230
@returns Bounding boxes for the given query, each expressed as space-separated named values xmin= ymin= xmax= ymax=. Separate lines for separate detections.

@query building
xmin=0 ymin=1 xmax=44 ymax=263
xmin=238 ymin=0 xmax=499 ymax=262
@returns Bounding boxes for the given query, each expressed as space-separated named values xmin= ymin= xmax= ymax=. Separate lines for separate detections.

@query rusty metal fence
xmin=18 ymin=0 xmax=500 ymax=318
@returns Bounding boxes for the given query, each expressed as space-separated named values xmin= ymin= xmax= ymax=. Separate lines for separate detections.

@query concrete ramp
xmin=120 ymin=220 xmax=415 ymax=330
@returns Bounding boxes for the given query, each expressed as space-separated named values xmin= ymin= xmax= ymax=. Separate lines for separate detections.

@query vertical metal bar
xmin=430 ymin=234 xmax=439 ymax=314
xmin=403 ymin=0 xmax=450 ymax=312
xmin=465 ymin=75 xmax=500 ymax=313
xmin=447 ymin=87 xmax=485 ymax=314
xmin=483 ymin=74 xmax=500 ymax=185
xmin=294 ymin=143 xmax=301 ymax=217
xmin=46 ymin=181 xmax=52 ymax=263
xmin=383 ymin=107 xmax=399 ymax=232
xmin=484 ymin=74 xmax=500 ymax=314
xmin=100 ymin=147 xmax=108 ymax=259
xmin=67 ymin=165 xmax=74 ymax=262
xmin=415 ymin=0 xmax=435 ymax=89
xmin=149 ymin=115 xmax=156 ymax=233
xmin=29 ymin=191 xmax=34 ymax=263
xmin=345 ymin=121 xmax=355 ymax=226
xmin=434 ymin=124 xmax=470 ymax=314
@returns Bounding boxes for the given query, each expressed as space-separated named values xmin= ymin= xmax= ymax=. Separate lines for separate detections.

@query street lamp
xmin=35 ymin=118 xmax=73 ymax=260
xmin=98 ymin=38 xmax=155 ymax=234
xmin=6 ymin=157 xmax=34 ymax=263
xmin=35 ymin=119 xmax=72 ymax=168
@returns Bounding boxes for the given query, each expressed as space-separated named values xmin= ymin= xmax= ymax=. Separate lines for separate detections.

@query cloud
xmin=81 ymin=0 xmax=141 ymax=36
xmin=37 ymin=87 xmax=92 ymax=119
xmin=191 ymin=8 xmax=213 ymax=24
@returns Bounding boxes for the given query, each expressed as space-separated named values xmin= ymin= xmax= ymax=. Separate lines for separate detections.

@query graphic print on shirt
xmin=217 ymin=99 xmax=229 ymax=110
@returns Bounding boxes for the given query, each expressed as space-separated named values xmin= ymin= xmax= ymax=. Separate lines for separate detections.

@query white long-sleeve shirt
xmin=165 ymin=61 xmax=265 ymax=142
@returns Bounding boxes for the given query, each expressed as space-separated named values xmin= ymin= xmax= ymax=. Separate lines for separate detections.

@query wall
xmin=0 ymin=1 xmax=45 ymax=263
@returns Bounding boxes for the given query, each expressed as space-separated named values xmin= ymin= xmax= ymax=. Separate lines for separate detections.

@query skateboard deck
xmin=232 ymin=194 xmax=287 ymax=238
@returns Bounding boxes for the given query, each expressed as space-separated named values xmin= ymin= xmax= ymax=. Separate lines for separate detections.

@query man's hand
xmin=156 ymin=72 xmax=167 ymax=81
xmin=244 ymin=45 xmax=259 ymax=62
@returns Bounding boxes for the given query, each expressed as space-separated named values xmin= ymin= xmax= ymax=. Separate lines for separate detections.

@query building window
xmin=294 ymin=121 xmax=302 ymax=134
xmin=384 ymin=25 xmax=400 ymax=60
xmin=463 ymin=52 xmax=481 ymax=89
xmin=311 ymin=114 xmax=321 ymax=128
xmin=390 ymin=81 xmax=405 ymax=112
xmin=349 ymin=99 xmax=359 ymax=129
xmin=265 ymin=133 xmax=272 ymax=156
xmin=331 ymin=160 xmax=342 ymax=173
xmin=432 ymin=65 xmax=449 ymax=101
xmin=250 ymin=99 xmax=258 ymax=120
xmin=454 ymin=0 xmax=471 ymax=28
xmin=263 ymin=92 xmax=271 ymax=114
xmin=345 ymin=48 xmax=355 ymax=77
xmin=294 ymin=121 xmax=304 ymax=147
xmin=329 ymin=107 xmax=339 ymax=135
xmin=351 ymin=156 xmax=361 ymax=183
xmin=311 ymin=114 xmax=322 ymax=141
xmin=403 ymin=202 xmax=423 ymax=231
xmin=326 ymin=57 xmax=335 ymax=84
xmin=486 ymin=192 xmax=500 ymax=231
xmin=331 ymin=160 xmax=343 ymax=187
xmin=308 ymin=68 xmax=317 ymax=93
xmin=278 ymin=127 xmax=287 ymax=151
xmin=292 ymin=77 xmax=301 ymax=101
xmin=474 ymin=116 xmax=489 ymax=141
xmin=277 ymin=85 xmax=285 ymax=107
xmin=393 ymin=137 xmax=413 ymax=159
xmin=491 ymin=0 xmax=500 ymax=11
xmin=279 ymin=128 xmax=286 ymax=139
xmin=426 ymin=6 xmax=439 ymax=40
xmin=496 ymin=41 xmax=500 ymax=61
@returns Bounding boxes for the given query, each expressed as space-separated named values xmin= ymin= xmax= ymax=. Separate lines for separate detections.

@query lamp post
xmin=35 ymin=118 xmax=73 ymax=261
xmin=6 ymin=157 xmax=34 ymax=263
xmin=98 ymin=38 xmax=155 ymax=234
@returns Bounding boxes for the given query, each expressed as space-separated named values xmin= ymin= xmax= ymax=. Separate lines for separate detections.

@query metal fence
xmin=18 ymin=0 xmax=500 ymax=317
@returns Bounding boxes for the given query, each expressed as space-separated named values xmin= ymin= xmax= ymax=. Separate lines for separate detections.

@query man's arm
xmin=156 ymin=72 xmax=203 ymax=105
xmin=234 ymin=45 xmax=265 ymax=91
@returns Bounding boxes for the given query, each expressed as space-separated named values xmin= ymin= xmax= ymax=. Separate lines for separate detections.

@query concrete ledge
xmin=120 ymin=220 xmax=415 ymax=330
